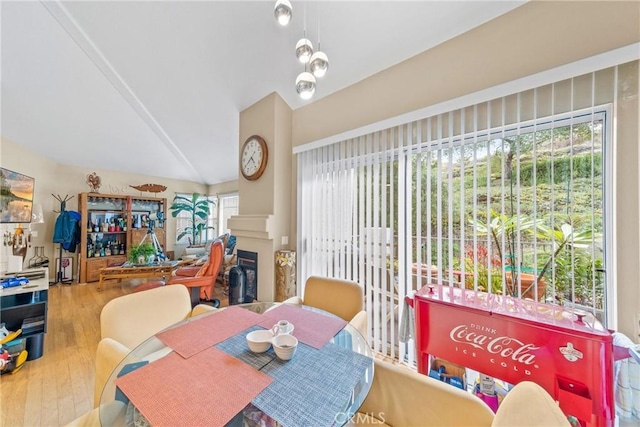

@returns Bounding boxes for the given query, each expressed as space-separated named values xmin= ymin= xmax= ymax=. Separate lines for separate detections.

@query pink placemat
xmin=157 ymin=306 xmax=261 ymax=358
xmin=258 ymin=304 xmax=347 ymax=349
xmin=115 ymin=347 xmax=272 ymax=427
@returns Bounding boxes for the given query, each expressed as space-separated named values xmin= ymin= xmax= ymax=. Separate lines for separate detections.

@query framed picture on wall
xmin=0 ymin=167 xmax=35 ymax=223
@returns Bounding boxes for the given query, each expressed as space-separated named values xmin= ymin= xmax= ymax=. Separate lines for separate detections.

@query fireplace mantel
xmin=227 ymin=214 xmax=275 ymax=240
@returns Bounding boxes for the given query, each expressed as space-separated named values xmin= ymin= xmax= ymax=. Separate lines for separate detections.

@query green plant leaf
xmin=170 ymin=192 xmax=215 ymax=245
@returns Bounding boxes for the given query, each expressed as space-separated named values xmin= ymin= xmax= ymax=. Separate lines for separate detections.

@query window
xmin=206 ymin=195 xmax=218 ymax=241
xmin=173 ymin=193 xmax=216 ymax=245
xmin=202 ymin=193 xmax=239 ymax=241
xmin=218 ymin=193 xmax=239 ymax=234
xmin=298 ymin=69 xmax=617 ymax=362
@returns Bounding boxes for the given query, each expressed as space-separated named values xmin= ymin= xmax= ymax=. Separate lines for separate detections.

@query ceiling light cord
xmin=309 ymin=0 xmax=328 ymax=80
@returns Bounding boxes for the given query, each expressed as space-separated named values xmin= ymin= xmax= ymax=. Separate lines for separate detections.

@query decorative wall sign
xmin=129 ymin=184 xmax=167 ymax=194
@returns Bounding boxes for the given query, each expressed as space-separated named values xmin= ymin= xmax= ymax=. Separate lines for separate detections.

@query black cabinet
xmin=1 ymin=269 xmax=49 ymax=360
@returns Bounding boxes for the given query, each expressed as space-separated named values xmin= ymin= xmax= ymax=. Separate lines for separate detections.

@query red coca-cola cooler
xmin=407 ymin=284 xmax=627 ymax=427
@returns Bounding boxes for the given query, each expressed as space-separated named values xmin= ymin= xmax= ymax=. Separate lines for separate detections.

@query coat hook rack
xmin=51 ymin=194 xmax=75 ymax=285
xmin=52 ymin=194 xmax=73 ymax=213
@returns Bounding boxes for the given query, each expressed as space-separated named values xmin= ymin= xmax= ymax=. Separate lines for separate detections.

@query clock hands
xmin=244 ymin=155 xmax=256 ymax=168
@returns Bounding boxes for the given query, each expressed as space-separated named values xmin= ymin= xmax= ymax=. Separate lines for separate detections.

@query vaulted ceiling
xmin=1 ymin=1 xmax=524 ymax=185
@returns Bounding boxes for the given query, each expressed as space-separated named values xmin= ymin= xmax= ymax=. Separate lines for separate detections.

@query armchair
xmin=168 ymin=239 xmax=224 ymax=306
xmin=351 ymin=359 xmax=570 ymax=426
xmin=101 ymin=284 xmax=213 ymax=349
xmin=67 ymin=285 xmax=217 ymax=426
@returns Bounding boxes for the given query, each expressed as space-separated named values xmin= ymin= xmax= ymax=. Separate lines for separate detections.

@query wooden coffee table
xmin=98 ymin=261 xmax=180 ymax=291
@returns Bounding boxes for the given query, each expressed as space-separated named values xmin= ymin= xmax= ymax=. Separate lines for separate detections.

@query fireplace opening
xmin=237 ymin=249 xmax=258 ymax=302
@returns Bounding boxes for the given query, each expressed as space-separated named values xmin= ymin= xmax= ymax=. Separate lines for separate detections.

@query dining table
xmin=98 ymin=301 xmax=373 ymax=427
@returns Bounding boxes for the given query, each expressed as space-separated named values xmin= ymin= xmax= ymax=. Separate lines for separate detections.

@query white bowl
xmin=246 ymin=330 xmax=274 ymax=353
xmin=272 ymin=334 xmax=298 ymax=361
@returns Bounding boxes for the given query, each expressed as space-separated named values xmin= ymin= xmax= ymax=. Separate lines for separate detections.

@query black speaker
xmin=228 ymin=265 xmax=247 ymax=305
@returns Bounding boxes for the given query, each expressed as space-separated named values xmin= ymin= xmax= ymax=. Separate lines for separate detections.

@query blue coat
xmin=53 ymin=210 xmax=81 ymax=252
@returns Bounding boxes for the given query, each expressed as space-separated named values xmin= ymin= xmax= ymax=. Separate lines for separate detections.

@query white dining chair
xmin=284 ymin=275 xmax=367 ymax=338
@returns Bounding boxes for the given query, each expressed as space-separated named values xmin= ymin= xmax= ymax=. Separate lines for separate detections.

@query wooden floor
xmin=0 ymin=279 xmax=227 ymax=427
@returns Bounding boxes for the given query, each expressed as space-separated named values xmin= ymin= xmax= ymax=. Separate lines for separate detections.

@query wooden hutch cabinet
xmin=78 ymin=193 xmax=167 ymax=283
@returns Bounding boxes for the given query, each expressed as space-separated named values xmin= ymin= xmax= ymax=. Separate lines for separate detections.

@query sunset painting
xmin=0 ymin=167 xmax=34 ymax=223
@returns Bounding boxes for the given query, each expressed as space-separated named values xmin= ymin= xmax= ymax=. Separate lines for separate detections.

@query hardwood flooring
xmin=0 ymin=279 xmax=227 ymax=427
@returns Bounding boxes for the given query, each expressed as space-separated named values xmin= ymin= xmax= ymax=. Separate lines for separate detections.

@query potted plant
xmin=129 ymin=242 xmax=156 ymax=265
xmin=169 ymin=193 xmax=216 ymax=246
xmin=525 ymin=222 xmax=598 ymax=300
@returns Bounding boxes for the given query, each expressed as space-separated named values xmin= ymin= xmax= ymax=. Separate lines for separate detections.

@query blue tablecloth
xmin=216 ymin=326 xmax=372 ymax=427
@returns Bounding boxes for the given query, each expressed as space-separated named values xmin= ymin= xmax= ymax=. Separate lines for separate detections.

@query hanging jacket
xmin=53 ymin=210 xmax=81 ymax=252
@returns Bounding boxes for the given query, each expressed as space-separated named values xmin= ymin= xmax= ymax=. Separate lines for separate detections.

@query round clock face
xmin=241 ymin=135 xmax=268 ymax=181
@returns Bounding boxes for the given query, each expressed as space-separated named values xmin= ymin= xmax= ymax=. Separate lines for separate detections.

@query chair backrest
xmin=491 ymin=381 xmax=570 ymax=426
xmin=226 ymin=234 xmax=236 ymax=255
xmin=100 ymin=284 xmax=192 ymax=349
xmin=360 ymin=358 xmax=495 ymax=426
xmin=196 ymin=239 xmax=224 ymax=278
xmin=303 ymin=276 xmax=363 ymax=321
xmin=219 ymin=233 xmax=230 ymax=250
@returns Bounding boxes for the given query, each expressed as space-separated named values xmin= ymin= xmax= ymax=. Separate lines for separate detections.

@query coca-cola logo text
xmin=450 ymin=324 xmax=540 ymax=365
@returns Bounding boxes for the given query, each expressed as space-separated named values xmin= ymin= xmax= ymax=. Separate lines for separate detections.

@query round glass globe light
xmin=295 ymin=38 xmax=314 ymax=64
xmin=274 ymin=0 xmax=292 ymax=26
xmin=310 ymin=51 xmax=329 ymax=78
xmin=296 ymin=72 xmax=316 ymax=100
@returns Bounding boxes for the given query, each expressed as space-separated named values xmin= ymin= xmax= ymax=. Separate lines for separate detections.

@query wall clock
xmin=241 ymin=135 xmax=268 ymax=181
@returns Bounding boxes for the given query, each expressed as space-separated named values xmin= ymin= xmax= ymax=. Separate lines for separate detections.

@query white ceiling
xmin=1 ymin=1 xmax=524 ymax=185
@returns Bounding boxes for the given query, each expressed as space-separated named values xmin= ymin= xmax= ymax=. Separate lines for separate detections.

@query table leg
xmin=98 ymin=274 xmax=104 ymax=291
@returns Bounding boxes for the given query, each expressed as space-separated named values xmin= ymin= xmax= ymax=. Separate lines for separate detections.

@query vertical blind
xmin=297 ymin=64 xmax=632 ymax=361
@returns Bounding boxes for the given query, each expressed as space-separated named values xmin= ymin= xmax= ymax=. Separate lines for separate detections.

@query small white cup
xmin=272 ymin=334 xmax=298 ymax=361
xmin=271 ymin=320 xmax=294 ymax=336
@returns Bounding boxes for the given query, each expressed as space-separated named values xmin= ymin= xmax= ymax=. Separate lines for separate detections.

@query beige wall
xmin=235 ymin=92 xmax=293 ymax=301
xmin=208 ymin=180 xmax=238 ymax=197
xmin=0 ymin=137 xmax=206 ymax=279
xmin=282 ymin=1 xmax=640 ymax=337
xmin=238 ymin=93 xmax=278 ymax=216
xmin=1 ymin=138 xmax=59 ymax=274
xmin=292 ymin=1 xmax=640 ymax=146
xmin=273 ymin=93 xmax=294 ymax=252
xmin=614 ymin=61 xmax=639 ymax=339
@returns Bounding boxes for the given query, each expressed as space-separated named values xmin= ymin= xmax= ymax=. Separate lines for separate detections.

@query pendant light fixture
xmin=309 ymin=49 xmax=328 ymax=77
xmin=274 ymin=0 xmax=330 ymax=100
xmin=296 ymin=70 xmax=316 ymax=100
xmin=295 ymin=36 xmax=313 ymax=64
xmin=274 ymin=0 xmax=292 ymax=26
